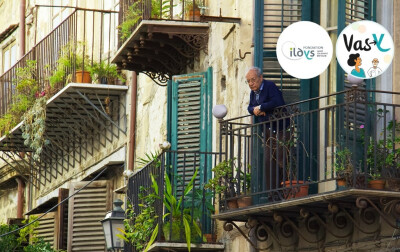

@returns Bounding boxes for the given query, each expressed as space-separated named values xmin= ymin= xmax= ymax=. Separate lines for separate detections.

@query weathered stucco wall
xmin=0 ymin=187 xmax=19 ymax=224
xmin=134 ymin=74 xmax=168 ymax=170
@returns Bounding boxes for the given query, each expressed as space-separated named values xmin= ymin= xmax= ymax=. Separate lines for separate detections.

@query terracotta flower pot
xmin=368 ymin=179 xmax=385 ymax=190
xmin=204 ymin=233 xmax=217 ymax=243
xmin=227 ymin=199 xmax=238 ymax=209
xmin=75 ymin=70 xmax=91 ymax=83
xmin=284 ymin=180 xmax=309 ymax=199
xmin=237 ymin=196 xmax=252 ymax=208
xmin=337 ymin=178 xmax=346 ymax=187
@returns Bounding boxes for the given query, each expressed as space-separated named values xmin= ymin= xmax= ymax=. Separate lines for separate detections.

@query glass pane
xmin=103 ymin=14 xmax=110 ymax=52
xmin=111 ymin=220 xmax=124 ymax=248
xmin=10 ymin=44 xmax=17 ymax=66
xmin=102 ymin=221 xmax=112 ymax=249
xmin=327 ymin=1 xmax=338 ymax=27
xmin=3 ymin=49 xmax=10 ymax=72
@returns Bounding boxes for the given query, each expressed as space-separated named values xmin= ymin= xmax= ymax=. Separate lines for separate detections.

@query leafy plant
xmin=0 ymin=217 xmax=61 ymax=252
xmin=0 ymin=224 xmax=20 ymax=251
xmin=0 ymin=60 xmax=40 ymax=135
xmin=367 ymin=120 xmax=400 ymax=178
xmin=88 ymin=61 xmax=125 ymax=84
xmin=151 ymin=0 xmax=175 ymax=19
xmin=334 ymin=147 xmax=355 ymax=186
xmin=185 ymin=189 xmax=215 ymax=221
xmin=49 ymin=41 xmax=90 ymax=87
xmin=205 ymin=159 xmax=236 ymax=196
xmin=118 ymin=177 xmax=159 ymax=252
xmin=119 ymin=1 xmax=142 ymax=40
xmin=163 ymin=168 xmax=203 ymax=251
xmin=136 ymin=150 xmax=161 ymax=168
xmin=21 ymin=97 xmax=49 ymax=161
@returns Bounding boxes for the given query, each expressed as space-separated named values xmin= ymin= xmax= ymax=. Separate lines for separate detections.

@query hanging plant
xmin=21 ymin=96 xmax=50 ymax=160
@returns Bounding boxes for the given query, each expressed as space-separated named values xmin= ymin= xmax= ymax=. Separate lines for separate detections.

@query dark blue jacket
xmin=247 ymin=79 xmax=287 ymax=127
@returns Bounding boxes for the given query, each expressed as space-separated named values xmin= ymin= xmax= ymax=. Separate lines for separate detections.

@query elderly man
xmin=246 ymin=66 xmax=288 ymax=198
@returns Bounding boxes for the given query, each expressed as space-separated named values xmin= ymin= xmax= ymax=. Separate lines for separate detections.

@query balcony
xmin=213 ymin=87 xmax=400 ymax=249
xmin=113 ymin=0 xmax=211 ymax=85
xmin=0 ymin=9 xmax=127 ymax=189
xmin=125 ymin=150 xmax=224 ymax=251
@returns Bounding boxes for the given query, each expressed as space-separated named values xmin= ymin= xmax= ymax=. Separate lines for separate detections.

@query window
xmin=2 ymin=41 xmax=17 ymax=73
xmin=52 ymin=0 xmax=71 ymax=29
xmin=102 ymin=0 xmax=120 ymax=56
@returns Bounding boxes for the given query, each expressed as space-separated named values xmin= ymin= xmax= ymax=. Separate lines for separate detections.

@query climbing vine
xmin=21 ymin=96 xmax=50 ymax=160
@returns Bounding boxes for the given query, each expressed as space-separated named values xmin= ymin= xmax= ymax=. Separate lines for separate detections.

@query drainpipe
xmin=128 ymin=71 xmax=138 ymax=171
xmin=20 ymin=0 xmax=26 ymax=57
xmin=15 ymin=177 xmax=25 ymax=219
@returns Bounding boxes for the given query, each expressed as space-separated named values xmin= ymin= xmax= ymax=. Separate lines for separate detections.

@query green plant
xmin=136 ymin=150 xmax=161 ymax=168
xmin=21 ymin=97 xmax=49 ymax=161
xmin=0 ymin=224 xmax=20 ymax=251
xmin=118 ymin=179 xmax=159 ymax=252
xmin=184 ymin=0 xmax=202 ymax=11
xmin=238 ymin=167 xmax=251 ymax=193
xmin=185 ymin=189 xmax=215 ymax=220
xmin=0 ymin=60 xmax=40 ymax=135
xmin=367 ymin=120 xmax=400 ymax=178
xmin=49 ymin=41 xmax=90 ymax=87
xmin=88 ymin=61 xmax=125 ymax=84
xmin=205 ymin=159 xmax=236 ymax=196
xmin=163 ymin=168 xmax=203 ymax=251
xmin=119 ymin=2 xmax=142 ymax=40
xmin=151 ymin=0 xmax=176 ymax=19
xmin=334 ymin=147 xmax=354 ymax=184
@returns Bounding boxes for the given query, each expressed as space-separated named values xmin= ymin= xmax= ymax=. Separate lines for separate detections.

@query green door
xmin=168 ymin=68 xmax=213 ymax=189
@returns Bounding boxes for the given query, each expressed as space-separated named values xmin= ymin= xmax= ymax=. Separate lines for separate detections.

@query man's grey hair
xmin=246 ymin=66 xmax=262 ymax=76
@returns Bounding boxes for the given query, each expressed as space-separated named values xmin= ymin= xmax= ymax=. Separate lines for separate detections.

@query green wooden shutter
xmin=337 ymin=0 xmax=376 ymax=92
xmin=257 ymin=0 xmax=304 ymax=104
xmin=169 ymin=68 xmax=212 ymax=188
xmin=337 ymin=0 xmax=375 ymax=169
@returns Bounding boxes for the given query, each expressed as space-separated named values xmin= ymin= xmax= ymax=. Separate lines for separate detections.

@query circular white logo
xmin=336 ymin=20 xmax=394 ymax=79
xmin=276 ymin=21 xmax=333 ymax=79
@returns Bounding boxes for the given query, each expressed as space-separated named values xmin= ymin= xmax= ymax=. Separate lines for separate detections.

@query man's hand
xmin=253 ymin=106 xmax=265 ymax=116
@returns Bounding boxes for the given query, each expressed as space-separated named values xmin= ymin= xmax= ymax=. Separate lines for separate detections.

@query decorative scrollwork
xmin=255 ymin=224 xmax=269 ymax=242
xmin=174 ymin=33 xmax=209 ymax=54
xmin=381 ymin=198 xmax=400 ymax=219
xmin=345 ymin=88 xmax=367 ymax=102
xmin=141 ymin=71 xmax=171 ymax=86
xmin=357 ymin=196 xmax=400 ymax=229
xmin=223 ymin=221 xmax=234 ymax=232
xmin=223 ymin=221 xmax=272 ymax=251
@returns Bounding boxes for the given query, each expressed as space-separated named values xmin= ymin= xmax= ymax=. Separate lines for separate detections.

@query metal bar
xmin=75 ymin=90 xmax=126 ymax=134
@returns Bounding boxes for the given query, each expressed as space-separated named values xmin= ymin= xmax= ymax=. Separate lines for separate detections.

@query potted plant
xmin=49 ymin=41 xmax=91 ymax=87
xmin=236 ymin=167 xmax=252 ymax=208
xmin=205 ymin=159 xmax=238 ymax=209
xmin=334 ymin=147 xmax=366 ymax=189
xmin=368 ymin=120 xmax=400 ymax=190
xmin=162 ymin=169 xmax=204 ymax=251
xmin=184 ymin=0 xmax=202 ymax=21
xmin=88 ymin=61 xmax=125 ymax=85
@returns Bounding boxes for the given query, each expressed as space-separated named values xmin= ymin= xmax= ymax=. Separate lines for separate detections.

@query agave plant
xmin=163 ymin=168 xmax=204 ymax=251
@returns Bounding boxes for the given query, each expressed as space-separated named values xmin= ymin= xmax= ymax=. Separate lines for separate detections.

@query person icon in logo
xmin=347 ymin=53 xmax=366 ymax=78
xmin=367 ymin=58 xmax=382 ymax=77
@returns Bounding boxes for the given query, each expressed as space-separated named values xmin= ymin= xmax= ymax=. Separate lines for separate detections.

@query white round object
xmin=212 ymin=105 xmax=228 ymax=119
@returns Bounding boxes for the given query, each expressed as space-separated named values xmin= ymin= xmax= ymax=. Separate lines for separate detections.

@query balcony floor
xmin=213 ymin=189 xmax=400 ymax=222
xmin=148 ymin=242 xmax=224 ymax=252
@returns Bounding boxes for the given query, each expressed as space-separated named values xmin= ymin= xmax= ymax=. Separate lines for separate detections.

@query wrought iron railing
xmin=218 ymin=87 xmax=400 ymax=212
xmin=119 ymin=0 xmax=205 ymax=43
xmin=125 ymin=150 xmax=220 ymax=251
xmin=0 ymin=8 xmax=119 ymax=121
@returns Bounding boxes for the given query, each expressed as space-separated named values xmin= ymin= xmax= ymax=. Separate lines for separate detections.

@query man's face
xmin=246 ymin=70 xmax=262 ymax=91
